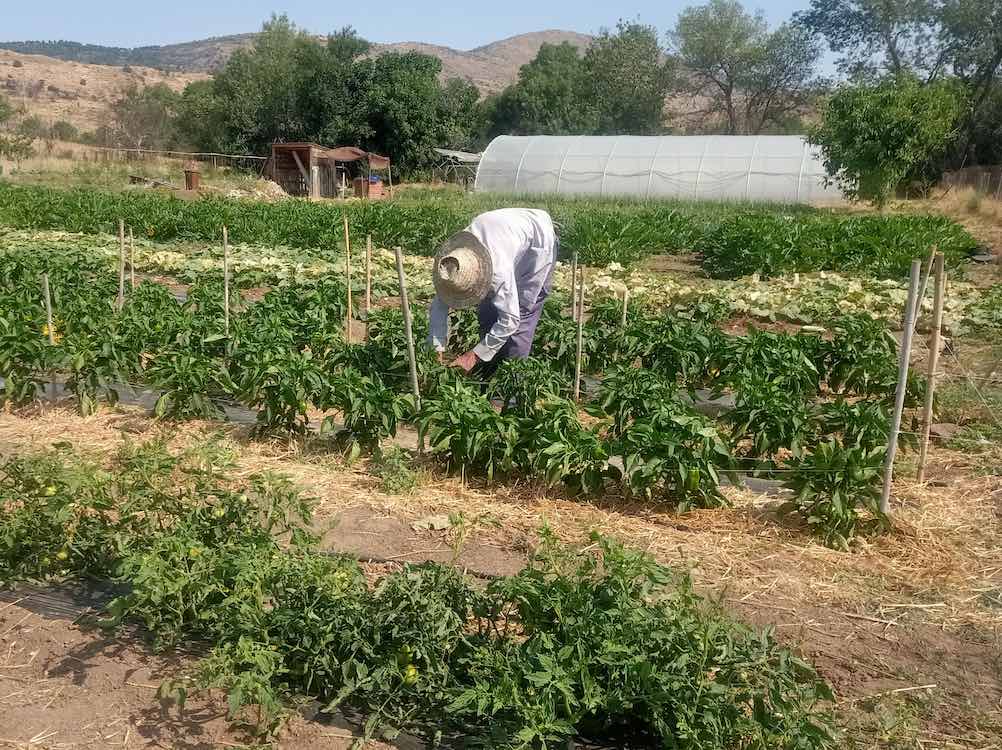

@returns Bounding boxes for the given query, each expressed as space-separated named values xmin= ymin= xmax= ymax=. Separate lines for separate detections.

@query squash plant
xmin=617 ymin=405 xmax=735 ymax=510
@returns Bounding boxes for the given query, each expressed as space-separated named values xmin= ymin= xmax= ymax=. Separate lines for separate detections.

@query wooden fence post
xmin=365 ymin=234 xmax=373 ymax=317
xmin=129 ymin=227 xmax=136 ymax=290
xmin=621 ymin=288 xmax=629 ymax=327
xmin=222 ymin=226 xmax=231 ymax=335
xmin=116 ymin=219 xmax=126 ymax=311
xmin=41 ymin=272 xmax=56 ymax=403
xmin=343 ymin=213 xmax=353 ymax=343
xmin=573 ymin=268 xmax=586 ymax=402
xmin=569 ymin=253 xmax=579 ymax=322
xmin=881 ymin=259 xmax=922 ymax=514
xmin=917 ymin=253 xmax=946 ymax=482
xmin=394 ymin=247 xmax=423 ymax=451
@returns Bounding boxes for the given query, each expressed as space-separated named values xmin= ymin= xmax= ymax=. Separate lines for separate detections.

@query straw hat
xmin=432 ymin=231 xmax=493 ymax=309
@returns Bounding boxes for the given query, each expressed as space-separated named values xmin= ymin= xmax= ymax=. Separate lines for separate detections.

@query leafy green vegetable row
xmin=1 ymin=440 xmax=837 ymax=748
xmin=0 ymin=181 xmax=975 ymax=273
xmin=2 ymin=246 xmax=910 ymax=546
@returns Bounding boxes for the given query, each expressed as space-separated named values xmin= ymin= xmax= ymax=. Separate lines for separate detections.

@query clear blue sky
xmin=4 ymin=0 xmax=813 ymax=49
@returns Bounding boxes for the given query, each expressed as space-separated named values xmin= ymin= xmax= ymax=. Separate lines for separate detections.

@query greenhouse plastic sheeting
xmin=474 ymin=135 xmax=844 ymax=204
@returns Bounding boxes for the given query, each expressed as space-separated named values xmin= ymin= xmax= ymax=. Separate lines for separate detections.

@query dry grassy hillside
xmin=1 ymin=49 xmax=206 ymax=132
xmin=374 ymin=31 xmax=593 ymax=93
xmin=0 ymin=30 xmax=590 ymax=135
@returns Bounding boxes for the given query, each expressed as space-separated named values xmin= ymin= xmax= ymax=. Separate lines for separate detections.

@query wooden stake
xmin=343 ymin=212 xmax=353 ymax=343
xmin=222 ymin=226 xmax=230 ymax=335
xmin=881 ymin=259 xmax=922 ymax=514
xmin=365 ymin=234 xmax=373 ymax=315
xmin=116 ymin=219 xmax=126 ymax=311
xmin=128 ymin=227 xmax=136 ymax=290
xmin=394 ymin=246 xmax=423 ymax=451
xmin=573 ymin=267 xmax=586 ymax=402
xmin=41 ymin=273 xmax=56 ymax=403
xmin=917 ymin=253 xmax=945 ymax=482
xmin=620 ymin=288 xmax=629 ymax=327
xmin=569 ymin=252 xmax=579 ymax=321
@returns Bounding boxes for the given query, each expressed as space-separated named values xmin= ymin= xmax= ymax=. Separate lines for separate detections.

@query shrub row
xmin=0 ymin=182 xmax=976 ymax=273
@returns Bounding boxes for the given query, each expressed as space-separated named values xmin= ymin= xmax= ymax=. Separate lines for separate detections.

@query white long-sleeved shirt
xmin=428 ymin=208 xmax=557 ymax=361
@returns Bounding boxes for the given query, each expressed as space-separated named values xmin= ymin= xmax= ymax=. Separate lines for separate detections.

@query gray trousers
xmin=473 ymin=266 xmax=554 ymax=380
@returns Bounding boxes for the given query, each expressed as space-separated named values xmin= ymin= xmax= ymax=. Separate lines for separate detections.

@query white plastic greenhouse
xmin=474 ymin=135 xmax=844 ymax=204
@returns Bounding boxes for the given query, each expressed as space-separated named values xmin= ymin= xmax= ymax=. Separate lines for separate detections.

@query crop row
xmin=0 ymin=441 xmax=837 ymax=748
xmin=0 ymin=182 xmax=976 ymax=274
xmin=1 ymin=245 xmax=915 ymax=546
xmin=7 ymin=226 xmax=999 ymax=335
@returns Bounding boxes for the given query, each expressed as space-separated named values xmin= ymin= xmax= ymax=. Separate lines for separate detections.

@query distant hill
xmin=0 ymin=30 xmax=593 ymax=93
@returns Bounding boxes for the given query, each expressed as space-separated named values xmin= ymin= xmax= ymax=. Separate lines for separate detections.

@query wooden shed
xmin=269 ymin=143 xmax=392 ymax=199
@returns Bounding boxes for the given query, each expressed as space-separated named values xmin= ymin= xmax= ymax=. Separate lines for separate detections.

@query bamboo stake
xmin=41 ymin=273 xmax=56 ymax=403
xmin=394 ymin=246 xmax=423 ymax=451
xmin=620 ymin=288 xmax=629 ymax=327
xmin=128 ymin=227 xmax=136 ymax=290
xmin=116 ymin=219 xmax=126 ymax=311
xmin=343 ymin=212 xmax=353 ymax=343
xmin=881 ymin=259 xmax=922 ymax=514
xmin=569 ymin=252 xmax=579 ymax=321
xmin=573 ymin=267 xmax=586 ymax=402
xmin=917 ymin=253 xmax=945 ymax=482
xmin=365 ymin=234 xmax=373 ymax=315
xmin=222 ymin=226 xmax=230 ymax=335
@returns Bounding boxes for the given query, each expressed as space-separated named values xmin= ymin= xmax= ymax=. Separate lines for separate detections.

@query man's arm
xmin=427 ymin=296 xmax=449 ymax=352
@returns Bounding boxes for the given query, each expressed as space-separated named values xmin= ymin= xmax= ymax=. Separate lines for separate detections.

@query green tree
xmin=297 ymin=28 xmax=375 ymax=148
xmin=583 ymin=21 xmax=674 ymax=134
xmin=794 ymin=0 xmax=946 ymax=81
xmin=0 ymin=94 xmax=34 ymax=160
xmin=436 ymin=78 xmax=481 ymax=149
xmin=808 ymin=75 xmax=966 ymax=205
xmin=486 ymin=43 xmax=596 ymax=137
xmin=49 ymin=120 xmax=79 ymax=142
xmin=672 ymin=0 xmax=822 ymax=134
xmin=175 ymin=80 xmax=229 ymax=152
xmin=366 ymin=52 xmax=445 ymax=172
xmin=16 ymin=114 xmax=47 ymax=140
xmin=208 ymin=14 xmax=315 ymax=152
xmin=111 ymin=83 xmax=181 ymax=150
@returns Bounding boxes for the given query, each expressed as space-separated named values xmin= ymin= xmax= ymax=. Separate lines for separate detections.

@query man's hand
xmin=450 ymin=350 xmax=479 ymax=374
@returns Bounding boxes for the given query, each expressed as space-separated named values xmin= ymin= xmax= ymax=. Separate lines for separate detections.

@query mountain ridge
xmin=0 ymin=30 xmax=593 ymax=93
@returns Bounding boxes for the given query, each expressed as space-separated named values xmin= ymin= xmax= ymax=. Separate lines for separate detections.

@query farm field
xmin=1 ymin=182 xmax=1001 ymax=749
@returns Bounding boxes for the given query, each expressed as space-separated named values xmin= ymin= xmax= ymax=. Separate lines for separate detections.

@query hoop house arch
xmin=474 ymin=135 xmax=843 ymax=204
